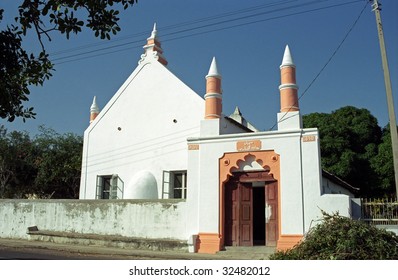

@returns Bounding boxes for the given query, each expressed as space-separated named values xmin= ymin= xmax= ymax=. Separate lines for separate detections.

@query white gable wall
xmin=80 ymin=60 xmax=204 ymax=199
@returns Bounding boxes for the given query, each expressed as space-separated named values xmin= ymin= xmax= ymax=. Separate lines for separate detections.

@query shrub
xmin=270 ymin=211 xmax=398 ymax=260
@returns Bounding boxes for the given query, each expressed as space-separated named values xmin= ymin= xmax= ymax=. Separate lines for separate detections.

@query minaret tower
xmin=277 ymin=45 xmax=302 ymax=130
xmin=204 ymin=57 xmax=222 ymax=119
xmin=90 ymin=96 xmax=100 ymax=124
xmin=140 ymin=23 xmax=168 ymax=66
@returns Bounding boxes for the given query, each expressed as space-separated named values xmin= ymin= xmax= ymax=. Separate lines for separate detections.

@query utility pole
xmin=371 ymin=0 xmax=398 ymax=198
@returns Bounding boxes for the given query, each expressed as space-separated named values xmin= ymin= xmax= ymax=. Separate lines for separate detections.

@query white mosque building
xmin=79 ymin=24 xmax=356 ymax=253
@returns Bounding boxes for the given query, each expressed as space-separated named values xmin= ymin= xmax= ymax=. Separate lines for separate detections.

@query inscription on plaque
xmin=236 ymin=140 xmax=261 ymax=151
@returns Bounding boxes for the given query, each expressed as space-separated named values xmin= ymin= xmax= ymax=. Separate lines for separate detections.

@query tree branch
xmin=37 ymin=24 xmax=57 ymax=42
xmin=33 ymin=19 xmax=45 ymax=50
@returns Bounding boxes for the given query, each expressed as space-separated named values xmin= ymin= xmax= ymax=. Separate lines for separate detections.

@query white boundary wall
xmin=0 ymin=199 xmax=188 ymax=241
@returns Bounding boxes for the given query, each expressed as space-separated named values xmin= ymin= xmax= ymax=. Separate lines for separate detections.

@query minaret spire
xmin=90 ymin=96 xmax=100 ymax=124
xmin=279 ymin=45 xmax=299 ymax=112
xmin=281 ymin=45 xmax=295 ymax=68
xmin=150 ymin=23 xmax=157 ymax=39
xmin=139 ymin=23 xmax=168 ymax=66
xmin=277 ymin=45 xmax=302 ymax=130
xmin=204 ymin=57 xmax=222 ymax=119
xmin=207 ymin=57 xmax=221 ymax=78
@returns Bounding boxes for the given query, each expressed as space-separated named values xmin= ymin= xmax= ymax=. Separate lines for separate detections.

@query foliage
xmin=31 ymin=126 xmax=83 ymax=198
xmin=303 ymin=106 xmax=395 ymax=197
xmin=0 ymin=0 xmax=137 ymax=122
xmin=0 ymin=129 xmax=36 ymax=197
xmin=0 ymin=125 xmax=82 ymax=198
xmin=270 ymin=211 xmax=398 ymax=260
xmin=0 ymin=21 xmax=52 ymax=121
xmin=371 ymin=125 xmax=396 ymax=194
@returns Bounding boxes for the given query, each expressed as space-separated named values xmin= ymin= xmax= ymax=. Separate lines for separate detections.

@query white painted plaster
xmin=206 ymin=57 xmax=221 ymax=78
xmin=232 ymin=154 xmax=264 ymax=171
xmin=200 ymin=119 xmax=220 ymax=137
xmin=80 ymin=59 xmax=204 ymax=199
xmin=280 ymin=45 xmax=295 ymax=68
xmin=322 ymin=177 xmax=354 ymax=196
xmin=277 ymin=111 xmax=302 ymax=130
xmin=220 ymin=117 xmax=251 ymax=134
xmin=125 ymin=170 xmax=158 ymax=199
xmin=187 ymin=126 xmax=352 ymax=239
xmin=90 ymin=96 xmax=99 ymax=114
xmin=0 ymin=200 xmax=188 ymax=241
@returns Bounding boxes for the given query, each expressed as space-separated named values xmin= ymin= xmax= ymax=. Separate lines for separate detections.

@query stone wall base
xmin=28 ymin=229 xmax=188 ymax=252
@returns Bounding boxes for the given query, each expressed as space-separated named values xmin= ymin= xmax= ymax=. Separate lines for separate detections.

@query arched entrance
xmin=224 ymin=170 xmax=278 ymax=247
xmin=219 ymin=151 xmax=281 ymax=249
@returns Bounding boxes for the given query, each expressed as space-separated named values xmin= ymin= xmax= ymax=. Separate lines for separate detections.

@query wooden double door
xmin=224 ymin=173 xmax=278 ymax=247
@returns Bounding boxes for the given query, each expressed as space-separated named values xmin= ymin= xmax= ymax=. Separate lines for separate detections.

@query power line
xmin=53 ymin=0 xmax=363 ymax=65
xmin=269 ymin=0 xmax=369 ymax=131
xmin=52 ymin=0 xmax=313 ymax=62
xmin=50 ymin=0 xmax=297 ymax=57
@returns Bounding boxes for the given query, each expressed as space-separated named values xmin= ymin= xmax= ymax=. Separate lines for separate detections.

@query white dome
xmin=124 ymin=170 xmax=158 ymax=199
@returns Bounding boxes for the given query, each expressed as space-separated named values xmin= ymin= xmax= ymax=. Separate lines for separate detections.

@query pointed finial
xmin=140 ymin=23 xmax=168 ymax=66
xmin=90 ymin=96 xmax=99 ymax=114
xmin=150 ymin=23 xmax=157 ymax=39
xmin=280 ymin=45 xmax=295 ymax=68
xmin=206 ymin=57 xmax=221 ymax=78
xmin=233 ymin=106 xmax=242 ymax=116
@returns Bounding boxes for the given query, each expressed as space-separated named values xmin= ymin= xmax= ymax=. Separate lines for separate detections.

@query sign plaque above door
xmin=236 ymin=140 xmax=261 ymax=152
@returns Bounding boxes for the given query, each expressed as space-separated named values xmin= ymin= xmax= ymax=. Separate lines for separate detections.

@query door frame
xmin=224 ymin=170 xmax=277 ymax=246
xmin=219 ymin=151 xmax=281 ymax=250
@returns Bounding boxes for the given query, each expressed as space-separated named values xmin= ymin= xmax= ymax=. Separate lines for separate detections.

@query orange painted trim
xmin=276 ymin=234 xmax=303 ymax=251
xmin=188 ymin=144 xmax=199 ymax=150
xmin=280 ymin=88 xmax=299 ymax=112
xmin=204 ymin=76 xmax=222 ymax=119
xmin=90 ymin=112 xmax=98 ymax=123
xmin=196 ymin=233 xmax=221 ymax=254
xmin=146 ymin=38 xmax=162 ymax=49
xmin=143 ymin=38 xmax=168 ymax=66
xmin=302 ymin=135 xmax=316 ymax=142
xmin=206 ymin=78 xmax=221 ymax=93
xmin=280 ymin=67 xmax=296 ymax=84
xmin=205 ymin=95 xmax=222 ymax=119
xmin=219 ymin=151 xmax=281 ymax=251
xmin=157 ymin=56 xmax=168 ymax=66
xmin=236 ymin=140 xmax=262 ymax=152
xmin=279 ymin=63 xmax=299 ymax=112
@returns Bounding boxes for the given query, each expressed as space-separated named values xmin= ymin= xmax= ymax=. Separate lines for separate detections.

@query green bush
xmin=270 ymin=212 xmax=398 ymax=260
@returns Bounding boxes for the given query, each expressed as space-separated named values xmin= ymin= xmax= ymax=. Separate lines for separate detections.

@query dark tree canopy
xmin=0 ymin=0 xmax=137 ymax=122
xmin=371 ymin=125 xmax=396 ymax=192
xmin=303 ymin=106 xmax=394 ymax=197
xmin=0 ymin=125 xmax=83 ymax=198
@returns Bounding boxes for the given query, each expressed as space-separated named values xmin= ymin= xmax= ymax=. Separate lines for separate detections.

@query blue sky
xmin=2 ymin=0 xmax=398 ymax=135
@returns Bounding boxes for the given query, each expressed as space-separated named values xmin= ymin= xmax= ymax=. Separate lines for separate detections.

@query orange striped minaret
xmin=279 ymin=45 xmax=299 ymax=112
xmin=204 ymin=57 xmax=222 ymax=119
xmin=90 ymin=96 xmax=100 ymax=124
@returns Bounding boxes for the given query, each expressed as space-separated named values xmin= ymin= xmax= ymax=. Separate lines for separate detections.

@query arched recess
xmin=219 ymin=150 xmax=281 ymax=249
